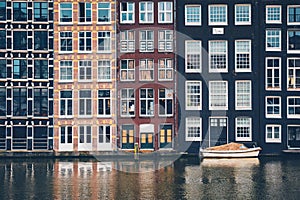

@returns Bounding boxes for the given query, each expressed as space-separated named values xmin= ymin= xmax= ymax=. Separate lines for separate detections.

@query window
xmin=235 ymin=81 xmax=251 ymax=110
xmin=13 ymin=88 xmax=27 ymax=116
xmin=0 ymin=30 xmax=6 ymax=49
xmin=34 ymin=31 xmax=48 ymax=51
xmin=185 ymin=81 xmax=201 ymax=110
xmin=0 ymin=59 xmax=6 ymax=79
xmin=59 ymin=61 xmax=72 ymax=81
xmin=98 ymin=126 xmax=111 ymax=143
xmin=60 ymin=91 xmax=73 ymax=117
xmin=121 ymin=88 xmax=135 ymax=117
xmin=13 ymin=31 xmax=27 ymax=50
xmin=34 ymin=88 xmax=48 ymax=117
xmin=185 ymin=5 xmax=201 ymax=26
xmin=139 ymin=2 xmax=153 ymax=23
xmin=34 ymin=60 xmax=48 ymax=79
xmin=0 ymin=0 xmax=6 ymax=21
xmin=266 ymin=29 xmax=281 ymax=51
xmin=0 ymin=88 xmax=6 ymax=116
xmin=158 ymin=59 xmax=173 ymax=81
xmin=235 ymin=40 xmax=251 ymax=72
xmin=98 ymin=90 xmax=111 ymax=116
xmin=266 ymin=5 xmax=281 ymax=24
xmin=13 ymin=2 xmax=27 ymax=21
xmin=60 ymin=126 xmax=72 ymax=144
xmin=34 ymin=2 xmax=48 ymax=22
xmin=158 ymin=30 xmax=173 ymax=52
xmin=33 ymin=127 xmax=48 ymax=150
xmin=235 ymin=4 xmax=251 ymax=25
xmin=78 ymin=60 xmax=92 ymax=81
xmin=59 ymin=3 xmax=72 ymax=23
xmin=120 ymin=60 xmax=134 ymax=81
xmin=98 ymin=60 xmax=111 ymax=81
xmin=79 ymin=90 xmax=92 ymax=117
xmin=266 ymin=57 xmax=281 ymax=90
xmin=13 ymin=59 xmax=27 ymax=79
xmin=139 ymin=59 xmax=154 ymax=81
xmin=266 ymin=96 xmax=281 ymax=118
xmin=140 ymin=88 xmax=154 ymax=116
xmin=209 ymin=81 xmax=228 ymax=110
xmin=209 ymin=41 xmax=227 ymax=72
xmin=288 ymin=30 xmax=300 ymax=53
xmin=78 ymin=32 xmax=92 ymax=52
xmin=266 ymin=125 xmax=281 ymax=143
xmin=236 ymin=117 xmax=251 ymax=141
xmin=139 ymin=30 xmax=154 ymax=52
xmin=120 ymin=30 xmax=135 ymax=52
xmin=98 ymin=31 xmax=111 ymax=52
xmin=158 ymin=2 xmax=173 ymax=23
xmin=78 ymin=2 xmax=91 ymax=23
xmin=288 ymin=58 xmax=300 ymax=89
xmin=288 ymin=97 xmax=300 ymax=118
xmin=288 ymin=6 xmax=300 ymax=24
xmin=159 ymin=88 xmax=173 ymax=116
xmin=98 ymin=2 xmax=111 ymax=23
xmin=60 ymin=32 xmax=73 ymax=53
xmin=120 ymin=2 xmax=134 ymax=23
xmin=185 ymin=117 xmax=201 ymax=141
xmin=209 ymin=5 xmax=227 ymax=25
xmin=79 ymin=126 xmax=92 ymax=144
xmin=185 ymin=40 xmax=201 ymax=73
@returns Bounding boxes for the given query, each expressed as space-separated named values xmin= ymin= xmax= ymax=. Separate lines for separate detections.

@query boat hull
xmin=200 ymin=147 xmax=262 ymax=158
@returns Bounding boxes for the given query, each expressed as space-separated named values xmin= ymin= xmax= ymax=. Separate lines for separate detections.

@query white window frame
xmin=185 ymin=5 xmax=201 ymax=26
xmin=98 ymin=89 xmax=111 ymax=117
xmin=59 ymin=60 xmax=73 ymax=82
xmin=235 ymin=80 xmax=252 ymax=110
xmin=139 ymin=1 xmax=154 ymax=24
xmin=140 ymin=88 xmax=154 ymax=117
xmin=59 ymin=31 xmax=73 ymax=53
xmin=78 ymin=60 xmax=92 ymax=82
xmin=120 ymin=59 xmax=135 ymax=81
xmin=79 ymin=90 xmax=92 ymax=118
xmin=120 ymin=2 xmax=135 ymax=24
xmin=98 ymin=125 xmax=112 ymax=150
xmin=97 ymin=60 xmax=111 ymax=82
xmin=139 ymin=30 xmax=154 ymax=52
xmin=208 ymin=4 xmax=227 ymax=26
xmin=288 ymin=5 xmax=300 ymax=25
xmin=209 ymin=81 xmax=228 ymax=110
xmin=265 ymin=96 xmax=281 ymax=118
xmin=158 ymin=2 xmax=173 ymax=23
xmin=288 ymin=58 xmax=300 ymax=90
xmin=235 ymin=4 xmax=251 ymax=25
xmin=185 ymin=117 xmax=202 ymax=141
xmin=185 ymin=81 xmax=202 ymax=110
xmin=266 ymin=29 xmax=281 ymax=51
xmin=139 ymin=59 xmax=154 ymax=81
xmin=78 ymin=2 xmax=92 ymax=24
xmin=158 ymin=58 xmax=173 ymax=81
xmin=120 ymin=30 xmax=135 ymax=53
xmin=120 ymin=88 xmax=135 ymax=117
xmin=287 ymin=30 xmax=300 ymax=53
xmin=235 ymin=40 xmax=251 ymax=72
xmin=266 ymin=125 xmax=281 ymax=143
xmin=185 ymin=40 xmax=202 ymax=73
xmin=97 ymin=2 xmax=111 ymax=24
xmin=235 ymin=117 xmax=252 ymax=141
xmin=158 ymin=30 xmax=173 ymax=52
xmin=59 ymin=90 xmax=73 ymax=118
xmin=78 ymin=31 xmax=92 ymax=53
xmin=59 ymin=126 xmax=73 ymax=151
xmin=78 ymin=125 xmax=92 ymax=151
xmin=266 ymin=5 xmax=281 ymax=24
xmin=158 ymin=88 xmax=173 ymax=117
xmin=209 ymin=40 xmax=228 ymax=73
xmin=97 ymin=31 xmax=111 ymax=53
xmin=287 ymin=97 xmax=300 ymax=118
xmin=266 ymin=57 xmax=281 ymax=90
xmin=59 ymin=3 xmax=73 ymax=24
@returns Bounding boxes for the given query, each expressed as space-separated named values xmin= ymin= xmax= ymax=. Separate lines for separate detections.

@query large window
xmin=120 ymin=60 xmax=134 ymax=81
xmin=288 ymin=6 xmax=300 ymax=24
xmin=0 ymin=88 xmax=6 ymax=116
xmin=139 ymin=59 xmax=154 ymax=81
xmin=60 ymin=91 xmax=73 ymax=117
xmin=13 ymin=31 xmax=27 ymax=50
xmin=140 ymin=88 xmax=154 ymax=117
xmin=158 ymin=2 xmax=173 ymax=23
xmin=266 ymin=5 xmax=281 ymax=24
xmin=120 ymin=30 xmax=135 ymax=52
xmin=78 ymin=2 xmax=91 ymax=23
xmin=34 ymin=2 xmax=48 ymax=22
xmin=121 ymin=88 xmax=135 ymax=117
xmin=0 ymin=0 xmax=6 ymax=21
xmin=98 ymin=2 xmax=111 ymax=23
xmin=235 ymin=117 xmax=251 ymax=141
xmin=98 ymin=31 xmax=111 ymax=52
xmin=78 ymin=32 xmax=92 ymax=52
xmin=98 ymin=90 xmax=111 ymax=116
xmin=34 ymin=60 xmax=48 ymax=79
xmin=159 ymin=88 xmax=173 ymax=116
xmin=79 ymin=90 xmax=92 ymax=117
xmin=13 ymin=88 xmax=27 ymax=116
xmin=266 ymin=96 xmax=281 ymax=118
xmin=0 ymin=60 xmax=5 ymax=79
xmin=13 ymin=59 xmax=27 ymax=79
xmin=185 ymin=81 xmax=201 ymax=110
xmin=79 ymin=126 xmax=92 ymax=144
xmin=288 ymin=30 xmax=300 ymax=53
xmin=34 ymin=31 xmax=48 ymax=51
xmin=266 ymin=125 xmax=281 ymax=143
xmin=235 ymin=81 xmax=251 ymax=110
xmin=33 ymin=127 xmax=48 ymax=150
xmin=120 ymin=2 xmax=134 ymax=23
xmin=98 ymin=126 xmax=111 ymax=144
xmin=158 ymin=30 xmax=173 ymax=52
xmin=209 ymin=5 xmax=227 ymax=25
xmin=139 ymin=1 xmax=153 ymax=23
xmin=266 ymin=29 xmax=281 ymax=51
xmin=209 ymin=41 xmax=227 ymax=72
xmin=288 ymin=58 xmax=300 ymax=90
xmin=235 ymin=40 xmax=251 ymax=72
xmin=158 ymin=59 xmax=173 ymax=81
xmin=185 ymin=5 xmax=201 ymax=26
xmin=209 ymin=81 xmax=228 ymax=110
xmin=59 ymin=61 xmax=72 ymax=82
xmin=0 ymin=30 xmax=6 ymax=49
xmin=98 ymin=60 xmax=111 ymax=81
xmin=78 ymin=60 xmax=92 ymax=82
xmin=34 ymin=88 xmax=48 ymax=117
xmin=185 ymin=40 xmax=201 ymax=73
xmin=235 ymin=4 xmax=251 ymax=25
xmin=185 ymin=117 xmax=201 ymax=141
xmin=288 ymin=97 xmax=300 ymax=118
xmin=59 ymin=3 xmax=72 ymax=23
xmin=60 ymin=126 xmax=73 ymax=144
xmin=139 ymin=30 xmax=154 ymax=52
xmin=266 ymin=57 xmax=281 ymax=90
xmin=60 ymin=32 xmax=73 ymax=53
xmin=13 ymin=2 xmax=27 ymax=21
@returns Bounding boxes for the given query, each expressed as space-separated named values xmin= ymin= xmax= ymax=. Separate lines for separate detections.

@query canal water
xmin=0 ymin=156 xmax=300 ymax=200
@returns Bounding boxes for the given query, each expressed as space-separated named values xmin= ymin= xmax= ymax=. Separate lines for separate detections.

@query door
xmin=121 ymin=125 xmax=134 ymax=149
xmin=288 ymin=126 xmax=300 ymax=148
xmin=140 ymin=132 xmax=153 ymax=149
xmin=159 ymin=125 xmax=172 ymax=149
xmin=209 ymin=117 xmax=228 ymax=147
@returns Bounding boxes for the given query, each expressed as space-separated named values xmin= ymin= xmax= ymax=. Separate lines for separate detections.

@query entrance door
xmin=140 ymin=132 xmax=153 ymax=149
xmin=121 ymin=125 xmax=134 ymax=149
xmin=288 ymin=126 xmax=300 ymax=148
xmin=159 ymin=125 xmax=172 ymax=149
xmin=209 ymin=117 xmax=228 ymax=147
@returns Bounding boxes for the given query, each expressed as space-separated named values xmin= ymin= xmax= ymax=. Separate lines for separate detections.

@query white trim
xmin=265 ymin=57 xmax=281 ymax=91
xmin=139 ymin=1 xmax=154 ymax=24
xmin=209 ymin=81 xmax=228 ymax=110
xmin=235 ymin=4 xmax=251 ymax=25
xmin=78 ymin=60 xmax=92 ymax=82
xmin=78 ymin=90 xmax=92 ymax=118
xmin=287 ymin=5 xmax=300 ymax=25
xmin=185 ymin=40 xmax=202 ymax=73
xmin=59 ymin=2 xmax=73 ymax=25
xmin=235 ymin=80 xmax=252 ymax=110
xmin=78 ymin=125 xmax=92 ymax=151
xmin=209 ymin=40 xmax=228 ymax=73
xmin=266 ymin=5 xmax=282 ymax=24
xmin=59 ymin=31 xmax=73 ymax=54
xmin=185 ymin=81 xmax=202 ymax=110
xmin=185 ymin=4 xmax=201 ymax=26
xmin=265 ymin=96 xmax=281 ymax=118
xmin=97 ymin=2 xmax=111 ymax=24
xmin=265 ymin=29 xmax=281 ymax=51
xmin=59 ymin=60 xmax=73 ymax=83
xmin=97 ymin=125 xmax=112 ymax=151
xmin=235 ymin=117 xmax=252 ymax=142
xmin=287 ymin=96 xmax=300 ymax=119
xmin=265 ymin=124 xmax=281 ymax=143
xmin=287 ymin=30 xmax=300 ymax=54
xmin=208 ymin=4 xmax=227 ymax=26
xmin=120 ymin=2 xmax=135 ymax=24
xmin=158 ymin=2 xmax=173 ymax=24
xmin=235 ymin=40 xmax=251 ymax=72
xmin=59 ymin=126 xmax=73 ymax=151
xmin=185 ymin=117 xmax=202 ymax=141
xmin=78 ymin=2 xmax=92 ymax=24
xmin=59 ymin=90 xmax=73 ymax=119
